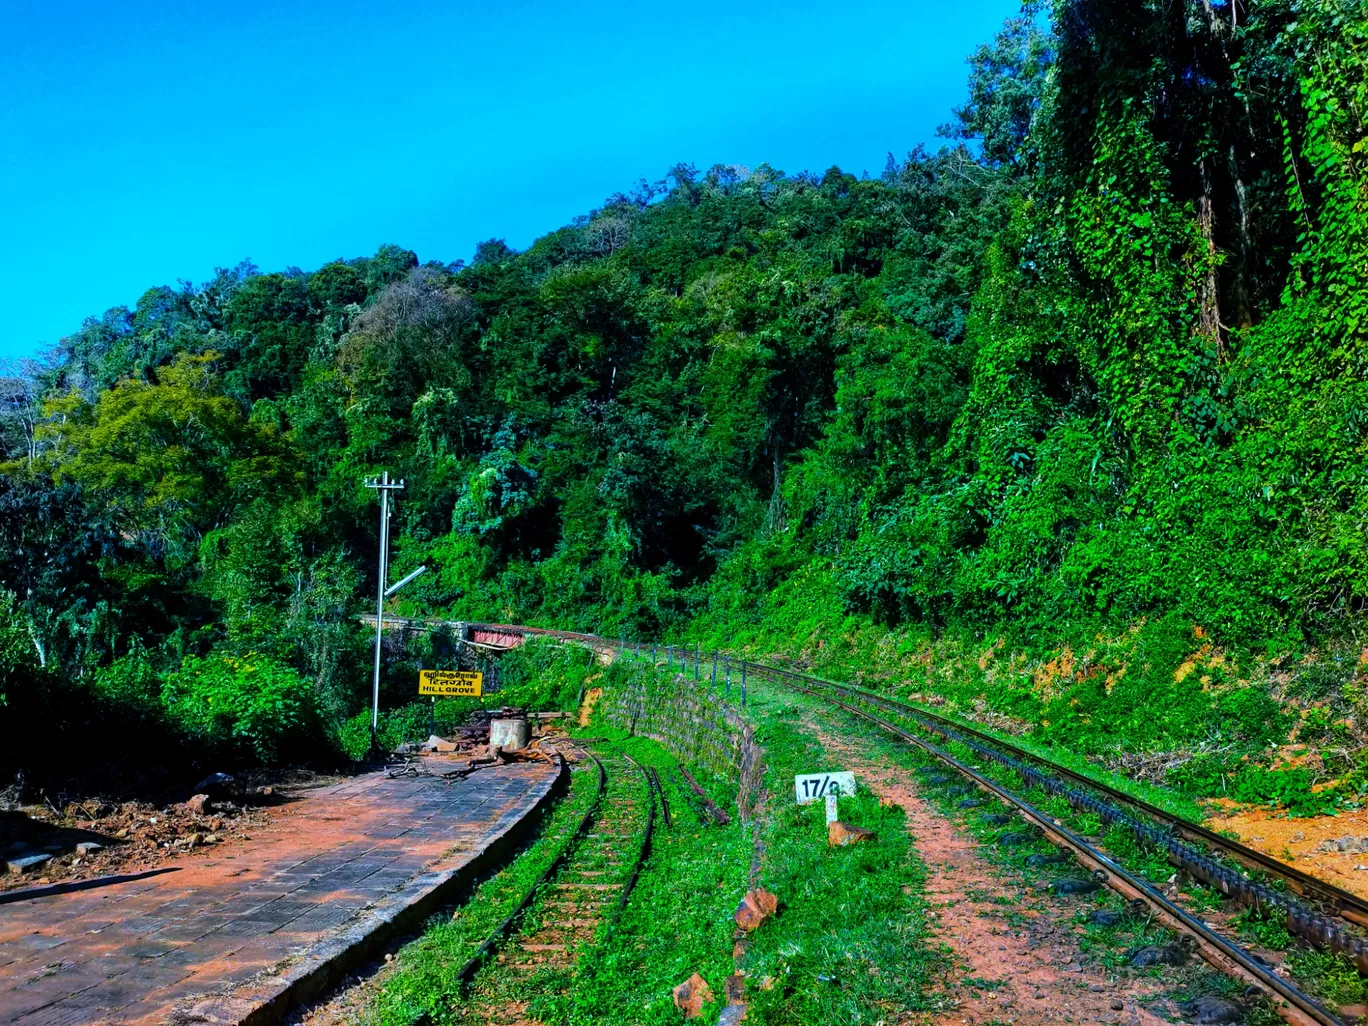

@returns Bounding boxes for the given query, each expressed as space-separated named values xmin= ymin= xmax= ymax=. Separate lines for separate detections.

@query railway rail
xmin=454 ymin=744 xmax=655 ymax=1011
xmin=467 ymin=622 xmax=1368 ymax=1026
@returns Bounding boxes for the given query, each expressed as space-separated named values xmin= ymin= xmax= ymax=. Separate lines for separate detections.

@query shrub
xmin=161 ymin=651 xmax=323 ymax=764
xmin=90 ymin=648 xmax=163 ymax=721
xmin=335 ymin=709 xmax=375 ymax=762
xmin=491 ymin=638 xmax=595 ymax=710
xmin=335 ymin=699 xmax=486 ymax=760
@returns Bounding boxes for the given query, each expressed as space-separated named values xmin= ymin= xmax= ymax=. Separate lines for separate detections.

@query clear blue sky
xmin=0 ymin=0 xmax=1019 ymax=360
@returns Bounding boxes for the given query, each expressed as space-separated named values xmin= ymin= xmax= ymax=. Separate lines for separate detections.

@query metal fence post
xmin=711 ymin=653 xmax=717 ymax=689
xmin=741 ymin=661 xmax=746 ymax=707
xmin=694 ymin=643 xmax=700 ymax=681
xmin=724 ymin=655 xmax=731 ymax=698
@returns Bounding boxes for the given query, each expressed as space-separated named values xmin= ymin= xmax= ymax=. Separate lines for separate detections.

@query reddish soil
xmin=1206 ymin=800 xmax=1368 ymax=901
xmin=814 ymin=726 xmax=1172 ymax=1026
xmin=0 ymin=771 xmax=340 ymax=893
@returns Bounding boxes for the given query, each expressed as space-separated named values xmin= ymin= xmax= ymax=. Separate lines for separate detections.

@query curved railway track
xmin=786 ymin=667 xmax=1368 ymax=917
xmin=454 ymin=746 xmax=655 ymax=1022
xmin=469 ymin=622 xmax=1368 ymax=1026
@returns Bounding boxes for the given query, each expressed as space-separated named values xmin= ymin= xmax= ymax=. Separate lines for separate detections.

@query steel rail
xmin=759 ymin=669 xmax=1342 ymax=1026
xmin=461 ymin=622 xmax=1367 ymax=1013
xmin=760 ymin=660 xmax=1368 ymax=927
xmin=467 ymin=623 xmax=1368 ymax=952
xmin=455 ymin=745 xmax=657 ymax=986
xmin=610 ymin=753 xmax=657 ymax=920
xmin=740 ymin=659 xmax=1368 ymax=975
xmin=454 ymin=750 xmax=604 ymax=985
xmin=470 ymin=623 xmax=1368 ymax=930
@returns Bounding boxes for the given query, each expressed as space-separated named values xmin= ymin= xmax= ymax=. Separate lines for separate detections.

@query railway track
xmin=470 ymin=622 xmax=1368 ymax=1026
xmin=455 ymin=746 xmax=654 ymax=1024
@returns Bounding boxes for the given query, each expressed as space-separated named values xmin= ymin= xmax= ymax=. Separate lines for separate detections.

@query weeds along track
xmin=740 ymin=662 xmax=1348 ymax=1026
xmin=454 ymin=747 xmax=654 ymax=1024
xmin=750 ymin=664 xmax=1368 ymax=950
xmin=472 ymin=623 xmax=1368 ymax=1026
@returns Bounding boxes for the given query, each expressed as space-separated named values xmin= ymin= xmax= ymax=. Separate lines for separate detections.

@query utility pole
xmin=365 ymin=472 xmax=426 ymax=748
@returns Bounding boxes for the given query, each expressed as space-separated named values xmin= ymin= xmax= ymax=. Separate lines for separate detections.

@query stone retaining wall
xmin=597 ymin=665 xmax=764 ymax=821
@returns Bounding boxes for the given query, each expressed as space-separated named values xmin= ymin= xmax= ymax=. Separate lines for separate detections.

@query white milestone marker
xmin=794 ymin=771 xmax=856 ymax=805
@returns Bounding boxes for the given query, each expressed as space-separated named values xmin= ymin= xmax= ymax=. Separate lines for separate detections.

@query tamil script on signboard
xmin=418 ymin=669 xmax=484 ymax=697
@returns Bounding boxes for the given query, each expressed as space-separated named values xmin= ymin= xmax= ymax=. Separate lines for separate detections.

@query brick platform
xmin=0 ymin=760 xmax=562 ymax=1026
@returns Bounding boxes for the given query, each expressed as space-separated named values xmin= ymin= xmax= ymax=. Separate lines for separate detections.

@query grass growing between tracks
xmin=540 ymin=685 xmax=939 ymax=1025
xmin=364 ymin=764 xmax=600 ymax=1026
xmin=528 ymin=732 xmax=751 ymax=1024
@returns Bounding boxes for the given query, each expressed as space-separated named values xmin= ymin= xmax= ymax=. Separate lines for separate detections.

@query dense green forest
xmin=2 ymin=0 xmax=1366 ymax=787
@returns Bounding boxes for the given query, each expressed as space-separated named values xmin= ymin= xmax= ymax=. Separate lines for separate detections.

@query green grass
xmin=562 ymin=684 xmax=943 ymax=1025
xmin=820 ymin=672 xmax=1368 ymax=1018
xmin=828 ymin=682 xmax=1210 ymax=824
xmin=1286 ymin=949 xmax=1368 ymax=1008
xmin=463 ymin=749 xmax=652 ymax=1022
xmin=533 ymin=734 xmax=752 ymax=1023
xmin=736 ymin=685 xmax=944 ymax=1024
xmin=367 ymin=762 xmax=601 ymax=1026
xmin=690 ymin=616 xmax=1346 ymax=820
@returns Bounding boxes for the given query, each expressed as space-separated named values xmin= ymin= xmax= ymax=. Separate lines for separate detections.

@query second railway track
xmin=470 ymin=622 xmax=1368 ymax=1025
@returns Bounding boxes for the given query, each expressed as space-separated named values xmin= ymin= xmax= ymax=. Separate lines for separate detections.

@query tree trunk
xmin=1196 ymin=159 xmax=1224 ymax=354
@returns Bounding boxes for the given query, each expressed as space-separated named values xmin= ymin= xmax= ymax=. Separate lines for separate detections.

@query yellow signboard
xmin=418 ymin=669 xmax=484 ymax=697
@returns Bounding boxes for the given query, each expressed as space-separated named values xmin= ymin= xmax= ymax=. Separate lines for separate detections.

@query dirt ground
xmin=283 ymin=955 xmax=399 ymax=1026
xmin=1206 ymin=800 xmax=1368 ymax=901
xmin=814 ymin=726 xmax=1174 ymax=1026
xmin=0 ymin=769 xmax=341 ymax=893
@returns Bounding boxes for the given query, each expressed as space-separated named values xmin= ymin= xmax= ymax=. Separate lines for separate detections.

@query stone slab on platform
xmin=0 ymin=759 xmax=562 ymax=1026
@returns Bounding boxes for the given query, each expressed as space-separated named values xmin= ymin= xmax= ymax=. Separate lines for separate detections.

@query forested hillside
xmin=3 ymin=0 xmax=1366 ymax=785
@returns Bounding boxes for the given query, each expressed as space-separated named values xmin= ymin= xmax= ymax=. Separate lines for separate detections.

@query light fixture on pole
xmin=385 ymin=565 xmax=427 ymax=597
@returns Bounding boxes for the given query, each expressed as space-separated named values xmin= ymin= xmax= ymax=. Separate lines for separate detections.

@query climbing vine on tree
xmin=3 ymin=0 xmax=1367 ymax=780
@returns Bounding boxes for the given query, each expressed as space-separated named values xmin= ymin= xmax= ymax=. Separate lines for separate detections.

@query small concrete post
xmin=825 ymin=794 xmax=839 ymax=824
xmin=489 ymin=715 xmax=530 ymax=754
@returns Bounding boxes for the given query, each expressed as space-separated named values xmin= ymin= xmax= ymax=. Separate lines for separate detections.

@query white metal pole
xmin=371 ymin=472 xmax=390 ymax=737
